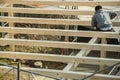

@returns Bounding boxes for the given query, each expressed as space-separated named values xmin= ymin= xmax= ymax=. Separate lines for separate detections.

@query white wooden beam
xmin=8 ymin=4 xmax=15 ymax=51
xmin=0 ymin=7 xmax=94 ymax=15
xmin=0 ymin=51 xmax=120 ymax=66
xmin=62 ymin=37 xmax=98 ymax=74
xmin=100 ymin=38 xmax=107 ymax=71
xmin=114 ymin=27 xmax=120 ymax=32
xmin=0 ymin=3 xmax=9 ymax=7
xmin=0 ymin=27 xmax=119 ymax=38
xmin=23 ymin=67 xmax=120 ymax=80
xmin=67 ymin=38 xmax=99 ymax=71
xmin=3 ymin=0 xmax=120 ymax=6
xmin=0 ymin=66 xmax=120 ymax=80
xmin=0 ymin=16 xmax=119 ymax=26
xmin=0 ymin=16 xmax=90 ymax=26
xmin=0 ymin=38 xmax=120 ymax=52
xmin=76 ymin=38 xmax=100 ymax=57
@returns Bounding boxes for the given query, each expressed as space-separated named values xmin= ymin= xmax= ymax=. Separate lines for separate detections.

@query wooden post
xmin=100 ymin=38 xmax=107 ymax=71
xmin=64 ymin=5 xmax=70 ymax=55
xmin=17 ymin=62 xmax=21 ymax=80
xmin=8 ymin=4 xmax=15 ymax=51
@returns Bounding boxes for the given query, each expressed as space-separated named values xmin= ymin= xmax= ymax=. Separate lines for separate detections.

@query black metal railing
xmin=0 ymin=61 xmax=120 ymax=80
xmin=80 ymin=61 xmax=120 ymax=80
xmin=0 ymin=62 xmax=60 ymax=80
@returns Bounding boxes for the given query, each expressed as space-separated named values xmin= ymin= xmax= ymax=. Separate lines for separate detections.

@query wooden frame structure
xmin=0 ymin=0 xmax=120 ymax=80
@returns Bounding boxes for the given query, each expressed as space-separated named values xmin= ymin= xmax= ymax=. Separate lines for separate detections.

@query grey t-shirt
xmin=91 ymin=9 xmax=117 ymax=31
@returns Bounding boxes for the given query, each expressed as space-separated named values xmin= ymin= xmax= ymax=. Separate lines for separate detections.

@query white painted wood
xmin=0 ymin=38 xmax=120 ymax=52
xmin=100 ymin=38 xmax=107 ymax=71
xmin=0 ymin=27 xmax=119 ymax=38
xmin=0 ymin=16 xmax=90 ymax=26
xmin=0 ymin=1 xmax=120 ymax=80
xmin=8 ymin=4 xmax=15 ymax=51
xmin=77 ymin=37 xmax=99 ymax=56
xmin=0 ymin=17 xmax=119 ymax=26
xmin=23 ymin=67 xmax=120 ymax=80
xmin=0 ymin=7 xmax=94 ymax=15
xmin=0 ymin=66 xmax=120 ymax=80
xmin=70 ymin=38 xmax=99 ymax=70
xmin=0 ymin=51 xmax=120 ymax=65
xmin=62 ymin=37 xmax=98 ymax=75
xmin=3 ymin=0 xmax=120 ymax=6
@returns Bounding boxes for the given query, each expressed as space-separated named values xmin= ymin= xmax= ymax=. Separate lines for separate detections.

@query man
xmin=91 ymin=5 xmax=117 ymax=31
xmin=91 ymin=5 xmax=119 ymax=44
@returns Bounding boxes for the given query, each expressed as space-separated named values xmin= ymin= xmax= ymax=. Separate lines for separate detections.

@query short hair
xmin=95 ymin=5 xmax=102 ymax=11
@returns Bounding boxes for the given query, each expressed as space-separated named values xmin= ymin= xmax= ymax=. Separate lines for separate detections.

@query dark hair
xmin=95 ymin=5 xmax=102 ymax=11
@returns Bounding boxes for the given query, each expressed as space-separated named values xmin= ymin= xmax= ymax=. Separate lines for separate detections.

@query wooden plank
xmin=0 ymin=7 xmax=94 ymax=15
xmin=0 ymin=38 xmax=120 ymax=52
xmin=0 ymin=16 xmax=90 ymax=26
xmin=0 ymin=51 xmax=120 ymax=66
xmin=0 ymin=3 xmax=9 ymax=7
xmin=0 ymin=67 xmax=120 ymax=80
xmin=0 ymin=0 xmax=4 ymax=4
xmin=0 ymin=27 xmax=119 ymax=38
xmin=63 ymin=37 xmax=98 ymax=74
xmin=0 ymin=17 xmax=119 ymax=26
xmin=23 ymin=68 xmax=120 ymax=80
xmin=8 ymin=4 xmax=15 ymax=51
xmin=77 ymin=37 xmax=99 ymax=57
xmin=100 ymin=38 xmax=107 ymax=71
xmin=0 ymin=66 xmax=120 ymax=80
xmin=113 ymin=27 xmax=120 ymax=32
xmin=101 ymin=38 xmax=107 ymax=58
xmin=3 ymin=0 xmax=120 ymax=6
xmin=68 ymin=38 xmax=99 ymax=70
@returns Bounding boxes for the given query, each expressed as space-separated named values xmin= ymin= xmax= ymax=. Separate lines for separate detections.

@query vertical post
xmin=1 ymin=12 xmax=4 ymax=38
xmin=64 ymin=6 xmax=70 ymax=55
xmin=8 ymin=4 xmax=15 ymax=51
xmin=73 ymin=6 xmax=78 ymax=55
xmin=118 ymin=30 xmax=120 ymax=58
xmin=100 ymin=38 xmax=107 ymax=71
xmin=100 ymin=38 xmax=106 ymax=57
xmin=17 ymin=62 xmax=21 ymax=80
xmin=28 ymin=73 xmax=31 ymax=80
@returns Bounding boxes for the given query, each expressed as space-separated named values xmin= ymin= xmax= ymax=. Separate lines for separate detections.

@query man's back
xmin=93 ymin=10 xmax=112 ymax=30
xmin=91 ymin=5 xmax=119 ymax=44
xmin=91 ymin=5 xmax=117 ymax=31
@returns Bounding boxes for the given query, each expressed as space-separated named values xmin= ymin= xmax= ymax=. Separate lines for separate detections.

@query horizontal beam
xmin=114 ymin=27 xmax=120 ymax=32
xmin=0 ymin=16 xmax=90 ymax=26
xmin=0 ymin=51 xmax=120 ymax=66
xmin=0 ymin=27 xmax=119 ymax=38
xmin=0 ymin=17 xmax=119 ymax=26
xmin=0 ymin=3 xmax=9 ymax=7
xmin=0 ymin=7 xmax=94 ymax=15
xmin=0 ymin=38 xmax=120 ymax=52
xmin=62 ymin=38 xmax=98 ymax=73
xmin=23 ymin=68 xmax=120 ymax=80
xmin=0 ymin=66 xmax=120 ymax=80
xmin=3 ymin=0 xmax=120 ymax=6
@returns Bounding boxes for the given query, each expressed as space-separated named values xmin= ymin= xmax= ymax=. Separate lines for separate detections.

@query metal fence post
xmin=17 ymin=62 xmax=21 ymax=80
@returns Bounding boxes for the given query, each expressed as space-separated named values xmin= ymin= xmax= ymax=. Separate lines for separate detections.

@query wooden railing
xmin=0 ymin=0 xmax=120 ymax=80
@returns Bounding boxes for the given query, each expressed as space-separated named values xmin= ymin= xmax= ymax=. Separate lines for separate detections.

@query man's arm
xmin=91 ymin=15 xmax=97 ymax=27
xmin=109 ymin=11 xmax=117 ymax=19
